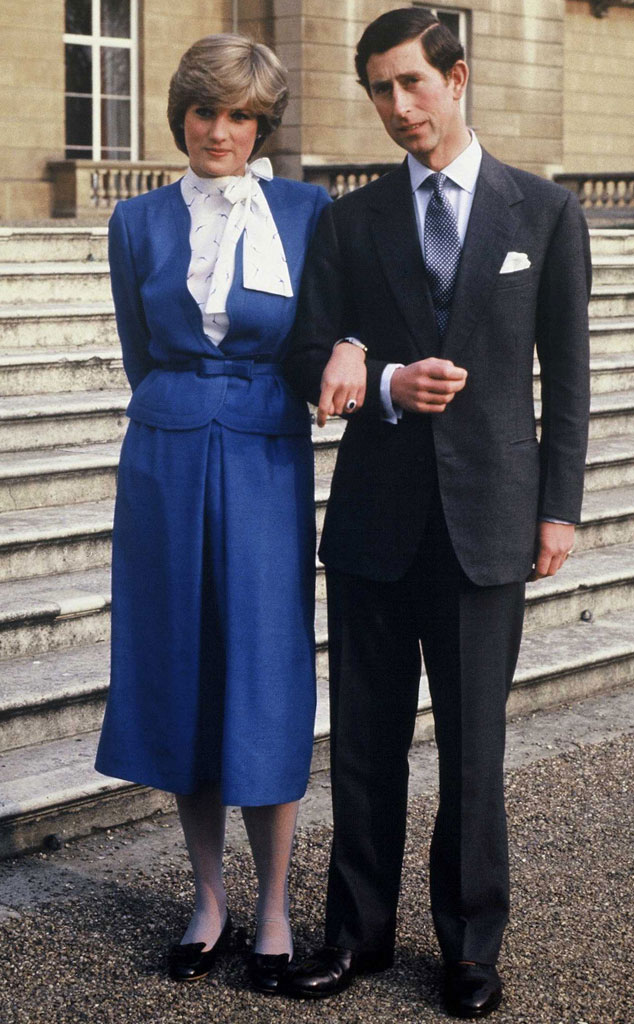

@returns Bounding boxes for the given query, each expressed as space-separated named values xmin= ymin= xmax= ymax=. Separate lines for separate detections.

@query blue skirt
xmin=95 ymin=419 xmax=317 ymax=805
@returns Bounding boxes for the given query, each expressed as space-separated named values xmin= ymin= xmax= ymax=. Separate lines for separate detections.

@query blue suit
xmin=95 ymin=176 xmax=330 ymax=804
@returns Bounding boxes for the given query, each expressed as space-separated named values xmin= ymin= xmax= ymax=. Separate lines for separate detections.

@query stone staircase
xmin=1 ymin=224 xmax=634 ymax=858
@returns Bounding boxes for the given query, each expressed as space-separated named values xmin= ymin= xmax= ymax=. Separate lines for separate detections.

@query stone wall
xmin=270 ymin=0 xmax=567 ymax=180
xmin=0 ymin=0 xmax=66 ymax=220
xmin=564 ymin=0 xmax=634 ymax=173
xmin=142 ymin=0 xmax=230 ymax=162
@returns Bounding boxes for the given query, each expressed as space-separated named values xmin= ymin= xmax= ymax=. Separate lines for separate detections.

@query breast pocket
xmin=495 ymin=267 xmax=534 ymax=292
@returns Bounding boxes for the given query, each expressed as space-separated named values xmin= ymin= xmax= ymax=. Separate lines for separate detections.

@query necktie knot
xmin=427 ymin=172 xmax=447 ymax=197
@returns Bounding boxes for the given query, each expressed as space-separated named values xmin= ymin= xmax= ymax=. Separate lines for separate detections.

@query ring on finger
xmin=346 ymin=399 xmax=357 ymax=411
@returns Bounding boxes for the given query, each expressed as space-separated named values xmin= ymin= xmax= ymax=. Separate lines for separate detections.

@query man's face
xmin=366 ymin=36 xmax=468 ymax=167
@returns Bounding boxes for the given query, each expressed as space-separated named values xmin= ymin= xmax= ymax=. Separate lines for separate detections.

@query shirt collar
xmin=182 ymin=157 xmax=274 ymax=197
xmin=407 ymin=131 xmax=482 ymax=194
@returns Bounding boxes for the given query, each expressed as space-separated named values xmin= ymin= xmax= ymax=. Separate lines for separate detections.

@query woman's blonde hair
xmin=167 ymin=34 xmax=289 ymax=156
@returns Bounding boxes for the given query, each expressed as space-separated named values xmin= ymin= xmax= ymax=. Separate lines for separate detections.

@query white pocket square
xmin=499 ymin=251 xmax=531 ymax=274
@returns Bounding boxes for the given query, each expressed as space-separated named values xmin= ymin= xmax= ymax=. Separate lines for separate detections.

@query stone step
xmin=3 ymin=603 xmax=634 ymax=857
xmin=2 ymin=457 xmax=633 ymax=588
xmin=590 ymin=316 xmax=634 ymax=355
xmin=590 ymin=284 xmax=634 ymax=319
xmin=577 ymin=484 xmax=634 ymax=551
xmin=0 ymin=263 xmax=112 ymax=305
xmin=0 ymin=389 xmax=128 ymax=452
xmin=0 ymin=441 xmax=120 ymax=513
xmin=589 ymin=229 xmax=634 ymax=257
xmin=0 ymin=302 xmax=116 ymax=351
xmin=0 ymin=566 xmax=111 ymax=661
xmin=0 ymin=500 xmax=113 ymax=582
xmin=0 ymin=226 xmax=108 ymax=263
xmin=584 ymin=434 xmax=634 ymax=491
xmin=0 ymin=730 xmax=172 ymax=859
xmin=0 ymin=641 xmax=109 ymax=752
xmin=4 ymin=534 xmax=634 ymax=677
xmin=0 ymin=348 xmax=124 ymax=396
xmin=590 ymin=255 xmax=634 ymax=287
xmin=585 ymin=352 xmax=634 ymax=393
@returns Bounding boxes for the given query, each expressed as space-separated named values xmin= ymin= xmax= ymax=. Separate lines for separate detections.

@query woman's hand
xmin=317 ymin=342 xmax=367 ymax=427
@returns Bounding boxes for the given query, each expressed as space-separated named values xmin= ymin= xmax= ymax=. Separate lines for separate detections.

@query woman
xmin=95 ymin=33 xmax=332 ymax=994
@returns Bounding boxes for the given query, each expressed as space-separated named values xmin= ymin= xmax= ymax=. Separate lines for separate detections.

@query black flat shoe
xmin=248 ymin=951 xmax=292 ymax=994
xmin=444 ymin=962 xmax=503 ymax=1019
xmin=281 ymin=944 xmax=393 ymax=999
xmin=168 ymin=913 xmax=232 ymax=982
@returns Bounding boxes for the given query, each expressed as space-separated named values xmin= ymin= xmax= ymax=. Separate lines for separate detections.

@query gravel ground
xmin=0 ymin=702 xmax=633 ymax=1024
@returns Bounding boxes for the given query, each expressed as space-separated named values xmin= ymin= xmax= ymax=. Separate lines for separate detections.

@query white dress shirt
xmin=380 ymin=131 xmax=482 ymax=422
xmin=181 ymin=160 xmax=292 ymax=348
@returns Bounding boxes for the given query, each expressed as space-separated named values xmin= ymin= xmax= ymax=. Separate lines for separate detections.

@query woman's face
xmin=183 ymin=103 xmax=259 ymax=178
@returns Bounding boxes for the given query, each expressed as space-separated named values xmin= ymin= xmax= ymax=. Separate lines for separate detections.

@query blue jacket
xmin=108 ymin=176 xmax=330 ymax=434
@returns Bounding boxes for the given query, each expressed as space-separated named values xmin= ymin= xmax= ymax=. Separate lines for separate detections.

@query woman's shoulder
xmin=268 ymin=176 xmax=330 ymax=206
xmin=112 ymin=180 xmax=183 ymax=222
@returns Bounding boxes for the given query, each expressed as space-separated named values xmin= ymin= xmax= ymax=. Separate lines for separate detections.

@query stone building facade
xmin=1 ymin=0 xmax=633 ymax=220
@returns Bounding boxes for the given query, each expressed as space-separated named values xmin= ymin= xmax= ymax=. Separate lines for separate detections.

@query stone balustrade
xmin=303 ymin=163 xmax=399 ymax=199
xmin=555 ymin=172 xmax=634 ymax=223
xmin=48 ymin=160 xmax=187 ymax=218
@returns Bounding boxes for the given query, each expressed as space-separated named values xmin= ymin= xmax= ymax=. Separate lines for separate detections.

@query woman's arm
xmin=108 ymin=202 xmax=155 ymax=392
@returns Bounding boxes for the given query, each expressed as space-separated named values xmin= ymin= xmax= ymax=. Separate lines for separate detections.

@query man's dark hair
xmin=355 ymin=7 xmax=465 ymax=94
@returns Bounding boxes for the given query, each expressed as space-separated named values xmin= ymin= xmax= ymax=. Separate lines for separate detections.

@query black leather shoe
xmin=168 ymin=913 xmax=232 ymax=981
xmin=444 ymin=962 xmax=503 ymax=1018
xmin=248 ymin=951 xmax=292 ymax=994
xmin=281 ymin=944 xmax=394 ymax=999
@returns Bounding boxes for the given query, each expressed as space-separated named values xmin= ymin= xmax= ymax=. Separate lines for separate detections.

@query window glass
xmin=101 ymin=0 xmax=130 ymax=38
xmin=65 ymin=44 xmax=92 ymax=95
xmin=101 ymin=46 xmax=130 ymax=96
xmin=66 ymin=96 xmax=93 ymax=146
xmin=65 ymin=0 xmax=91 ymax=34
xmin=102 ymin=98 xmax=131 ymax=149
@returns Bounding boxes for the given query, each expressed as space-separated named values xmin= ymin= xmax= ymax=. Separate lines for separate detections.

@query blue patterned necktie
xmin=423 ymin=172 xmax=462 ymax=338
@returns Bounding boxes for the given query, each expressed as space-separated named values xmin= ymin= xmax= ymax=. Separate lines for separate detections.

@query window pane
xmin=66 ymin=96 xmax=93 ymax=146
xmin=101 ymin=47 xmax=130 ymax=96
xmin=102 ymin=97 xmax=131 ymax=149
xmin=101 ymin=0 xmax=130 ymax=38
xmin=66 ymin=146 xmax=93 ymax=159
xmin=65 ymin=43 xmax=92 ymax=94
xmin=65 ymin=0 xmax=91 ymax=34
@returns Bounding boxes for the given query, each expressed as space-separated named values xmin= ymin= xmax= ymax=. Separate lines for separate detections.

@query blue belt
xmin=164 ymin=358 xmax=282 ymax=381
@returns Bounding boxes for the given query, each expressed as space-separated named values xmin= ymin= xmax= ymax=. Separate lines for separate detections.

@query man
xmin=283 ymin=8 xmax=591 ymax=1018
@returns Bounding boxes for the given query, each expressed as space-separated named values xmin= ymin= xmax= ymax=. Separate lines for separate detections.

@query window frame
xmin=64 ymin=0 xmax=139 ymax=161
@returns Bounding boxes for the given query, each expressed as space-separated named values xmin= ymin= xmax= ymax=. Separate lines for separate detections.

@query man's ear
xmin=449 ymin=60 xmax=469 ymax=100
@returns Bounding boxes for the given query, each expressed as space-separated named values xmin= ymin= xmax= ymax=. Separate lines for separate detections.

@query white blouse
xmin=180 ymin=158 xmax=293 ymax=348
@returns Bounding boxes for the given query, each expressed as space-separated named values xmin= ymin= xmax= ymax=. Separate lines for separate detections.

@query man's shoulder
xmin=485 ymin=152 xmax=572 ymax=210
xmin=332 ymin=164 xmax=405 ymax=210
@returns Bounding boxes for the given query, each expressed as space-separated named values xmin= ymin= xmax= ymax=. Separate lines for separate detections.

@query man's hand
xmin=317 ymin=342 xmax=367 ymax=427
xmin=391 ymin=358 xmax=467 ymax=414
xmin=528 ymin=521 xmax=575 ymax=581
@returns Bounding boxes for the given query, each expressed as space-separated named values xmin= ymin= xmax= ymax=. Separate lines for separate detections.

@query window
xmin=413 ymin=4 xmax=470 ymax=116
xmin=64 ymin=0 xmax=139 ymax=160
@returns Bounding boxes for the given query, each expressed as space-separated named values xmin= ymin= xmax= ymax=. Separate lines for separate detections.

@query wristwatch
xmin=334 ymin=337 xmax=368 ymax=353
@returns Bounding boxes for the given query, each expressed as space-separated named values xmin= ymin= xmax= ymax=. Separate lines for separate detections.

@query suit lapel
xmin=368 ymin=162 xmax=439 ymax=358
xmin=441 ymin=150 xmax=524 ymax=360
xmin=166 ymin=182 xmax=211 ymax=343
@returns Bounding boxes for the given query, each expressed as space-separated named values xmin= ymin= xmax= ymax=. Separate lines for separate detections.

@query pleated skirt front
xmin=95 ymin=418 xmax=317 ymax=806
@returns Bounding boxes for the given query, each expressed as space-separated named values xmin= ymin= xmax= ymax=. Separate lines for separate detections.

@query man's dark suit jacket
xmin=284 ymin=150 xmax=592 ymax=587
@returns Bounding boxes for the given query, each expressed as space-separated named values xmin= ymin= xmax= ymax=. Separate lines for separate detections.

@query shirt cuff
xmin=380 ymin=364 xmax=404 ymax=424
xmin=539 ymin=517 xmax=575 ymax=526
